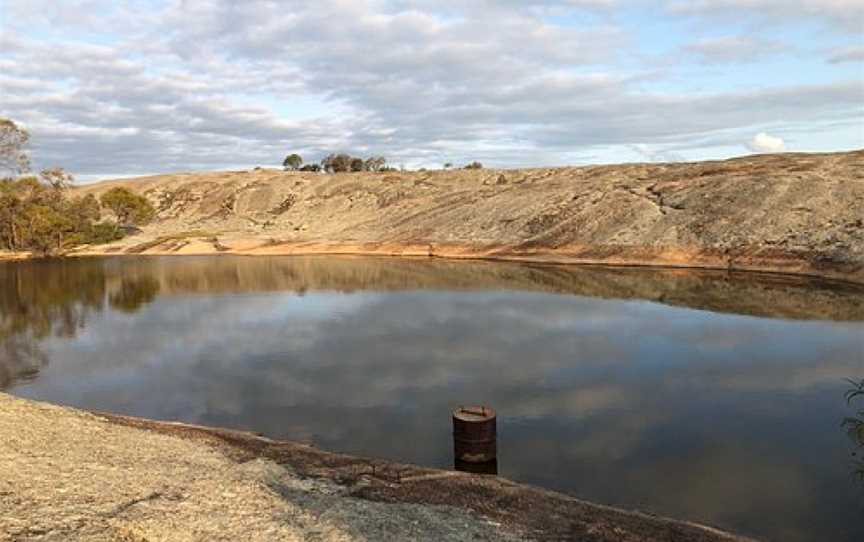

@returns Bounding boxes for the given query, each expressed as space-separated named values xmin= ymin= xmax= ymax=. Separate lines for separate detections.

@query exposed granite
xmin=72 ymin=150 xmax=864 ymax=284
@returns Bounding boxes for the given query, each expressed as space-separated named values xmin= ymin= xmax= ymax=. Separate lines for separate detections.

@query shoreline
xmin=0 ymin=250 xmax=31 ymax=261
xmin=0 ymin=392 xmax=753 ymax=541
xmin=5 ymin=149 xmax=862 ymax=287
xmin=53 ymin=238 xmax=864 ymax=287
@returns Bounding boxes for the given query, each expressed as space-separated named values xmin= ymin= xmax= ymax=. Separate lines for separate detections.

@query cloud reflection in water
xmin=2 ymin=256 xmax=863 ymax=541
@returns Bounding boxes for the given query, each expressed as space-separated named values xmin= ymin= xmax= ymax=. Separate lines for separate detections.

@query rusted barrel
xmin=453 ymin=405 xmax=497 ymax=464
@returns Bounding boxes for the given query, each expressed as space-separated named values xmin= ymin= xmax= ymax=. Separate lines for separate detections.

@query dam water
xmin=1 ymin=255 xmax=862 ymax=541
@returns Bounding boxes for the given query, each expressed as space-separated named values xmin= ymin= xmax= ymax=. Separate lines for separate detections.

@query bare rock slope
xmin=77 ymin=150 xmax=864 ymax=283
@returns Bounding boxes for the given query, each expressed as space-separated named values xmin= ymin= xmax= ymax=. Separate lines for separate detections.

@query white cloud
xmin=627 ymin=144 xmax=685 ymax=162
xmin=684 ymin=36 xmax=785 ymax=64
xmin=667 ymin=0 xmax=864 ymax=32
xmin=747 ymin=132 xmax=787 ymax=153
xmin=827 ymin=45 xmax=864 ymax=64
xmin=0 ymin=0 xmax=860 ymax=177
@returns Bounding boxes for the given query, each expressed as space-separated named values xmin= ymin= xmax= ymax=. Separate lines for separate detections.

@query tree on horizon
xmin=283 ymin=153 xmax=303 ymax=171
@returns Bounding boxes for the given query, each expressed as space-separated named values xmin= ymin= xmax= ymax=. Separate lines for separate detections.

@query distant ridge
xmin=75 ymin=150 xmax=864 ymax=284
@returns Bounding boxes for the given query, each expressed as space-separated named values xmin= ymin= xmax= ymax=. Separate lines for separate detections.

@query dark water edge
xmin=1 ymin=255 xmax=863 ymax=541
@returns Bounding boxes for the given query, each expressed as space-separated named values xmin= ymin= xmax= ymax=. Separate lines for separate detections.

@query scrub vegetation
xmin=283 ymin=152 xmax=483 ymax=173
xmin=283 ymin=153 xmax=392 ymax=173
xmin=0 ymin=118 xmax=155 ymax=256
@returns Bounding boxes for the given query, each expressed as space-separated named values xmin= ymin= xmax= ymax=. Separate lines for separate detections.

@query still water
xmin=1 ymin=256 xmax=863 ymax=541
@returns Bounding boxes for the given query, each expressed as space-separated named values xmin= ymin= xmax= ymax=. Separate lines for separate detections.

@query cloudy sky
xmin=1 ymin=0 xmax=862 ymax=181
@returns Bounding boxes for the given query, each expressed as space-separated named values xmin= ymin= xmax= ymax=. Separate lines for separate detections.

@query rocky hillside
xmin=75 ymin=150 xmax=864 ymax=284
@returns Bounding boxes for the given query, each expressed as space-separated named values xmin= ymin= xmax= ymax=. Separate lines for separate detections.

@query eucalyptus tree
xmin=283 ymin=153 xmax=303 ymax=171
xmin=0 ymin=118 xmax=30 ymax=177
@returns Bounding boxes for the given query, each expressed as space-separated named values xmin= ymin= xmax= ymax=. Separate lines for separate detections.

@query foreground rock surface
xmin=0 ymin=393 xmax=751 ymax=541
xmin=0 ymin=393 xmax=521 ymax=542
xmin=74 ymin=150 xmax=864 ymax=283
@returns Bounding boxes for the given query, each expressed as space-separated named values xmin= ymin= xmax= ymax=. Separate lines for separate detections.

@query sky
xmin=0 ymin=0 xmax=862 ymax=182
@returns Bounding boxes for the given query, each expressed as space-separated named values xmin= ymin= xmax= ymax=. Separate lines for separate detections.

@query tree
xmin=332 ymin=154 xmax=352 ymax=173
xmin=320 ymin=153 xmax=389 ymax=173
xmin=63 ymin=194 xmax=103 ymax=245
xmin=0 ymin=119 xmax=134 ymax=255
xmin=100 ymin=187 xmax=156 ymax=226
xmin=38 ymin=167 xmax=74 ymax=190
xmin=71 ymin=194 xmax=101 ymax=224
xmin=320 ymin=154 xmax=334 ymax=172
xmin=321 ymin=153 xmax=353 ymax=173
xmin=464 ymin=161 xmax=483 ymax=170
xmin=0 ymin=118 xmax=30 ymax=177
xmin=0 ymin=175 xmax=84 ymax=255
xmin=0 ymin=188 xmax=25 ymax=250
xmin=300 ymin=164 xmax=321 ymax=172
xmin=282 ymin=153 xmax=303 ymax=171
xmin=364 ymin=156 xmax=386 ymax=172
xmin=23 ymin=204 xmax=71 ymax=255
xmin=443 ymin=162 xmax=453 ymax=170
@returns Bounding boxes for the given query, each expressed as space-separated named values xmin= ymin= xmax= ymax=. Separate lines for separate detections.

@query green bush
xmin=86 ymin=222 xmax=126 ymax=244
xmin=100 ymin=187 xmax=155 ymax=225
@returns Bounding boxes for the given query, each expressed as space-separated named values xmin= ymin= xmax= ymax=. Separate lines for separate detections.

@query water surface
xmin=1 ymin=256 xmax=863 ymax=541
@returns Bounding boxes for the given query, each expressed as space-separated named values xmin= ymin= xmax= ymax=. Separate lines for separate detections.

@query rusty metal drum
xmin=452 ymin=405 xmax=497 ymax=463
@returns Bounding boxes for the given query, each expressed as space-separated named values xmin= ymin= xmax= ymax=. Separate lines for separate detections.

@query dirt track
xmin=74 ymin=150 xmax=864 ymax=284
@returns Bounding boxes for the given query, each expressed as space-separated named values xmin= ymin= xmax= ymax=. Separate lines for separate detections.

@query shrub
xmin=100 ymin=187 xmax=156 ymax=226
xmin=85 ymin=222 xmax=126 ymax=244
